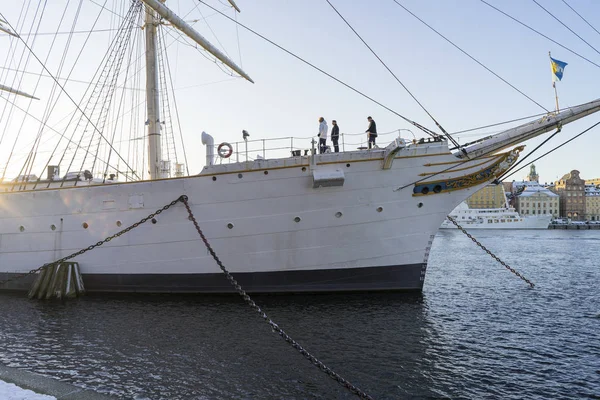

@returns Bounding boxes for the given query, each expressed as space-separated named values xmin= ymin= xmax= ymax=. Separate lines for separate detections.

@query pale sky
xmin=1 ymin=0 xmax=599 ymax=182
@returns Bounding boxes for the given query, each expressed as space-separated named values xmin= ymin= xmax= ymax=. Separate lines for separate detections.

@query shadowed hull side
xmin=0 ymin=263 xmax=427 ymax=293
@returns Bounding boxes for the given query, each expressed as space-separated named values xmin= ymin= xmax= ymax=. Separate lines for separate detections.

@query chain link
xmin=181 ymin=197 xmax=374 ymax=400
xmin=1 ymin=194 xmax=373 ymax=399
xmin=446 ymin=216 xmax=535 ymax=288
xmin=0 ymin=196 xmax=185 ymax=287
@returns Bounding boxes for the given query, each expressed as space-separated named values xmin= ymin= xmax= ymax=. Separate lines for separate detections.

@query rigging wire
xmin=390 ymin=0 xmax=549 ymax=113
xmin=325 ymin=0 xmax=459 ymax=146
xmin=160 ymin=24 xmax=191 ymax=176
xmin=479 ymin=0 xmax=600 ymax=70
xmin=102 ymin=5 xmax=141 ymax=182
xmin=20 ymin=0 xmax=81 ymax=185
xmin=531 ymin=0 xmax=600 ymax=57
xmin=1 ymin=28 xmax=122 ymax=37
xmin=196 ymin=0 xmax=436 ymax=139
xmin=1 ymin=0 xmax=47 ymax=183
xmin=0 ymin=7 xmax=141 ymax=181
xmin=501 ymin=120 xmax=600 ymax=180
xmin=234 ymin=8 xmax=243 ymax=68
xmin=496 ymin=127 xmax=563 ymax=182
xmin=561 ymin=0 xmax=600 ymax=39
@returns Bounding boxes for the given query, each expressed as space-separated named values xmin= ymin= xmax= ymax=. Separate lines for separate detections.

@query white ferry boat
xmin=440 ymin=202 xmax=551 ymax=230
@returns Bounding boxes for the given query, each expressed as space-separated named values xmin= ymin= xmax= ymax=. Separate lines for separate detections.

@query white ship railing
xmin=208 ymin=129 xmax=417 ymax=164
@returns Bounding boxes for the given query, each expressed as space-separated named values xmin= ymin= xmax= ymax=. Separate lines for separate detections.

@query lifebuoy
xmin=217 ymin=142 xmax=233 ymax=158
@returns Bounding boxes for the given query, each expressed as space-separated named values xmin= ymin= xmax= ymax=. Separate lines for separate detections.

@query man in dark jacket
xmin=331 ymin=120 xmax=340 ymax=153
xmin=366 ymin=116 xmax=377 ymax=149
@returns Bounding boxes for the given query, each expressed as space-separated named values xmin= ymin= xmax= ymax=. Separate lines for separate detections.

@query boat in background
xmin=440 ymin=201 xmax=551 ymax=229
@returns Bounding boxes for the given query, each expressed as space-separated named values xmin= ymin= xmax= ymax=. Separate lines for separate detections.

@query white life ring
xmin=217 ymin=142 xmax=233 ymax=158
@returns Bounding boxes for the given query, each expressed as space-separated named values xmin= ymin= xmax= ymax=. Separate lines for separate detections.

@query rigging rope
xmin=196 ymin=0 xmax=437 ymax=139
xmin=0 ymin=9 xmax=141 ymax=182
xmin=531 ymin=0 xmax=600 ymax=57
xmin=160 ymin=24 xmax=191 ymax=176
xmin=391 ymin=0 xmax=549 ymax=113
xmin=325 ymin=0 xmax=459 ymax=146
xmin=0 ymin=1 xmax=46 ymax=183
xmin=501 ymin=120 xmax=600 ymax=181
xmin=561 ymin=0 xmax=600 ymax=39
xmin=479 ymin=0 xmax=600 ymax=70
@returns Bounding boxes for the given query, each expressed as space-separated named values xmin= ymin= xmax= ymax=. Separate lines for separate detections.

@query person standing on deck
xmin=366 ymin=116 xmax=377 ymax=149
xmin=318 ymin=117 xmax=328 ymax=154
xmin=331 ymin=120 xmax=340 ymax=153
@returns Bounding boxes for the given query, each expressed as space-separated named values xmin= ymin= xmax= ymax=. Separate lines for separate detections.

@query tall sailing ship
xmin=1 ymin=1 xmax=599 ymax=293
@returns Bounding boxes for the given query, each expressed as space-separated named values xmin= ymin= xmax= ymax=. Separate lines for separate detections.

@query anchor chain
xmin=0 ymin=197 xmax=184 ymax=287
xmin=2 ymin=194 xmax=373 ymax=399
xmin=181 ymin=196 xmax=374 ymax=400
xmin=446 ymin=216 xmax=535 ymax=288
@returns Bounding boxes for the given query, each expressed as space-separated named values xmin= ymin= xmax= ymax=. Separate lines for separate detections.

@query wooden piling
xmin=28 ymin=262 xmax=85 ymax=300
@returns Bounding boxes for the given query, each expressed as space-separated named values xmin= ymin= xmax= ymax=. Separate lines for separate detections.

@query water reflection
xmin=0 ymin=292 xmax=447 ymax=399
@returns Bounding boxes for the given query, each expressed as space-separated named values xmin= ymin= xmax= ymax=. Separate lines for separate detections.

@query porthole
xmin=19 ymin=226 xmax=25 ymax=232
xmin=433 ymin=185 xmax=442 ymax=193
xmin=151 ymin=218 xmax=157 ymax=224
xmin=238 ymin=173 xmax=243 ymax=179
xmin=116 ymin=221 xmax=122 ymax=227
xmin=294 ymin=216 xmax=301 ymax=223
xmin=417 ymin=202 xmax=423 ymax=208
xmin=227 ymin=223 xmax=234 ymax=229
xmin=50 ymin=224 xmax=56 ymax=231
xmin=421 ymin=187 xmax=429 ymax=195
xmin=335 ymin=211 xmax=343 ymax=218
xmin=301 ymin=167 xmax=306 ymax=172
xmin=346 ymin=163 xmax=350 ymax=168
xmin=376 ymin=207 xmax=383 ymax=213
xmin=212 ymin=176 xmax=217 ymax=181
xmin=82 ymin=222 xmax=89 ymax=229
xmin=264 ymin=170 xmax=269 ymax=175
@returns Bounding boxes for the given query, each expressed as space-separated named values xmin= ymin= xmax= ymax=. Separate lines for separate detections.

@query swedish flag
xmin=550 ymin=57 xmax=567 ymax=82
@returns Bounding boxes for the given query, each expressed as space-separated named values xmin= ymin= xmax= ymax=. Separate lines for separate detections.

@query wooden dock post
xmin=28 ymin=262 xmax=86 ymax=300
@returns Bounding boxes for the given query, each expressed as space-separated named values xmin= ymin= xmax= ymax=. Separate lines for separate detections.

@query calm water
xmin=0 ymin=230 xmax=599 ymax=399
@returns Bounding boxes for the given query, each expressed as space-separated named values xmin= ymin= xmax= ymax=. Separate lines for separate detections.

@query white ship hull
xmin=0 ymin=143 xmax=518 ymax=293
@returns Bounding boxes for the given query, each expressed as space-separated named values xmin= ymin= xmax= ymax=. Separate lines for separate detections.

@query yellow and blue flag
xmin=550 ymin=57 xmax=567 ymax=82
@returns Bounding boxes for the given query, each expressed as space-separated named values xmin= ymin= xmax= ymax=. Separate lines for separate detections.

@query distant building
xmin=585 ymin=178 xmax=600 ymax=187
xmin=466 ymin=184 xmax=507 ymax=209
xmin=585 ymin=185 xmax=600 ymax=221
xmin=512 ymin=180 xmax=559 ymax=217
xmin=527 ymin=164 xmax=539 ymax=183
xmin=554 ymin=170 xmax=586 ymax=220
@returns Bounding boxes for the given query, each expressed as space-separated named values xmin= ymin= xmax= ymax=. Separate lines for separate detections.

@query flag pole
xmin=549 ymin=51 xmax=559 ymax=113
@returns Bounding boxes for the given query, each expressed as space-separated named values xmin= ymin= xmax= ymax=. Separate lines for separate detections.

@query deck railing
xmin=208 ymin=129 xmax=417 ymax=164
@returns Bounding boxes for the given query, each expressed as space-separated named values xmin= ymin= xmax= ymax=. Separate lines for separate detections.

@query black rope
xmin=479 ymin=0 xmax=600 ymax=70
xmin=561 ymin=0 xmax=600 ymax=39
xmin=326 ymin=0 xmax=460 ymax=146
xmin=502 ymin=120 xmax=600 ymax=180
xmin=532 ymin=0 xmax=600 ymax=57
xmin=496 ymin=127 xmax=562 ymax=182
xmin=196 ymin=0 xmax=436 ymax=138
xmin=391 ymin=0 xmax=549 ymax=113
xmin=0 ymin=9 xmax=141 ymax=182
xmin=162 ymin=25 xmax=190 ymax=176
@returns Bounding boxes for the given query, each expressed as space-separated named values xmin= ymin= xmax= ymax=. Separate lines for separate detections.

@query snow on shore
xmin=0 ymin=380 xmax=56 ymax=400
